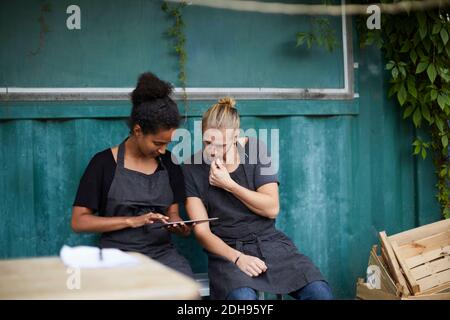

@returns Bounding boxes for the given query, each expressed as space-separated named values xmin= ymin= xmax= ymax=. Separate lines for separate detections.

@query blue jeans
xmin=226 ymin=281 xmax=333 ymax=300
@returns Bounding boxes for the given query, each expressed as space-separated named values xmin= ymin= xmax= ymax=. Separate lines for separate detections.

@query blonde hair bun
xmin=218 ymin=96 xmax=236 ymax=109
xmin=202 ymin=96 xmax=240 ymax=131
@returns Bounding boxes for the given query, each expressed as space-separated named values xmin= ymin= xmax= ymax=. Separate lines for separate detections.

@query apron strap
xmin=117 ymin=140 xmax=126 ymax=168
xmin=116 ymin=138 xmax=166 ymax=172
xmin=235 ymin=234 xmax=267 ymax=261
xmin=238 ymin=140 xmax=254 ymax=190
xmin=157 ymin=156 xmax=168 ymax=171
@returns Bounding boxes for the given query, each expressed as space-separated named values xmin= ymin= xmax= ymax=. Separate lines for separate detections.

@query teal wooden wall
xmin=0 ymin=0 xmax=441 ymax=299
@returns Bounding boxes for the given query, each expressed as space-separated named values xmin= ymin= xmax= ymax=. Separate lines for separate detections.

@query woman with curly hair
xmin=71 ymin=72 xmax=193 ymax=277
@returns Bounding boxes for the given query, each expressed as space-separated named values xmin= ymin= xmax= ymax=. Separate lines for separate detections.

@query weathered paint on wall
xmin=0 ymin=0 xmax=441 ymax=299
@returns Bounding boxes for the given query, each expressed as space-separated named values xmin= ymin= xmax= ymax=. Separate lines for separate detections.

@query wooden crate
xmin=356 ymin=279 xmax=450 ymax=300
xmin=367 ymin=245 xmax=400 ymax=296
xmin=381 ymin=219 xmax=450 ymax=296
xmin=379 ymin=232 xmax=411 ymax=296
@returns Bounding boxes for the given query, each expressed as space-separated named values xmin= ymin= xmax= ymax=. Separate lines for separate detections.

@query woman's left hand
xmin=209 ymin=158 xmax=236 ymax=192
xmin=166 ymin=221 xmax=195 ymax=237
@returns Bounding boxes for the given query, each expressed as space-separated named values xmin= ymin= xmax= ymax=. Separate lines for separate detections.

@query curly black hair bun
xmin=131 ymin=72 xmax=173 ymax=107
xmin=128 ymin=72 xmax=180 ymax=135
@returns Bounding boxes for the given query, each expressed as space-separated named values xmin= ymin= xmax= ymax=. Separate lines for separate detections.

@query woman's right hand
xmin=235 ymin=253 xmax=268 ymax=277
xmin=125 ymin=212 xmax=169 ymax=228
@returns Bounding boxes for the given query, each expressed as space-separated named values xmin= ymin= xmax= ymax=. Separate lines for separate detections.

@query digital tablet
xmin=150 ymin=217 xmax=219 ymax=228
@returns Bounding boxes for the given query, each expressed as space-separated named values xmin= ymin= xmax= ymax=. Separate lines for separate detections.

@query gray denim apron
xmin=204 ymin=142 xmax=325 ymax=299
xmin=100 ymin=139 xmax=193 ymax=277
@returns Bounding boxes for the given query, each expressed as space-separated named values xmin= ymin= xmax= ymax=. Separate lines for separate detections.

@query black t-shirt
xmin=73 ymin=148 xmax=186 ymax=214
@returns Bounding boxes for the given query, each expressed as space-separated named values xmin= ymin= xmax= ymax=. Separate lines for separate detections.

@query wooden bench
xmin=194 ymin=273 xmax=283 ymax=300
xmin=194 ymin=273 xmax=210 ymax=298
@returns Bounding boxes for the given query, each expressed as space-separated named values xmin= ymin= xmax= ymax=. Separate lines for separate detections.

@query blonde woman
xmin=182 ymin=97 xmax=332 ymax=300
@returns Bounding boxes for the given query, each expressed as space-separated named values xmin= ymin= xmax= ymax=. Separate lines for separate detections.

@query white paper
xmin=60 ymin=245 xmax=140 ymax=269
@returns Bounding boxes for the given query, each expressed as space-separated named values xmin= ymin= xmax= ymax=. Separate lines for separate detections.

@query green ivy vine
xmin=296 ymin=17 xmax=339 ymax=52
xmin=298 ymin=1 xmax=450 ymax=218
xmin=161 ymin=0 xmax=188 ymax=113
xmin=355 ymin=1 xmax=450 ymax=218
xmin=296 ymin=0 xmax=339 ymax=52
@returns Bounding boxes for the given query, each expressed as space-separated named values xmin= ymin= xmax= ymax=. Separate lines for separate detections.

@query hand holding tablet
xmin=163 ymin=217 xmax=219 ymax=227
xmin=148 ymin=217 xmax=219 ymax=229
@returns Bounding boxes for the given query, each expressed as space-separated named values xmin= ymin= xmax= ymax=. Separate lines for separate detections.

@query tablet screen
xmin=149 ymin=217 xmax=219 ymax=229
xmin=164 ymin=217 xmax=219 ymax=226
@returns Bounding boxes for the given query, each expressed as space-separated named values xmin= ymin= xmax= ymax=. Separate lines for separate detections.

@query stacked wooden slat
xmin=356 ymin=219 xmax=450 ymax=300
